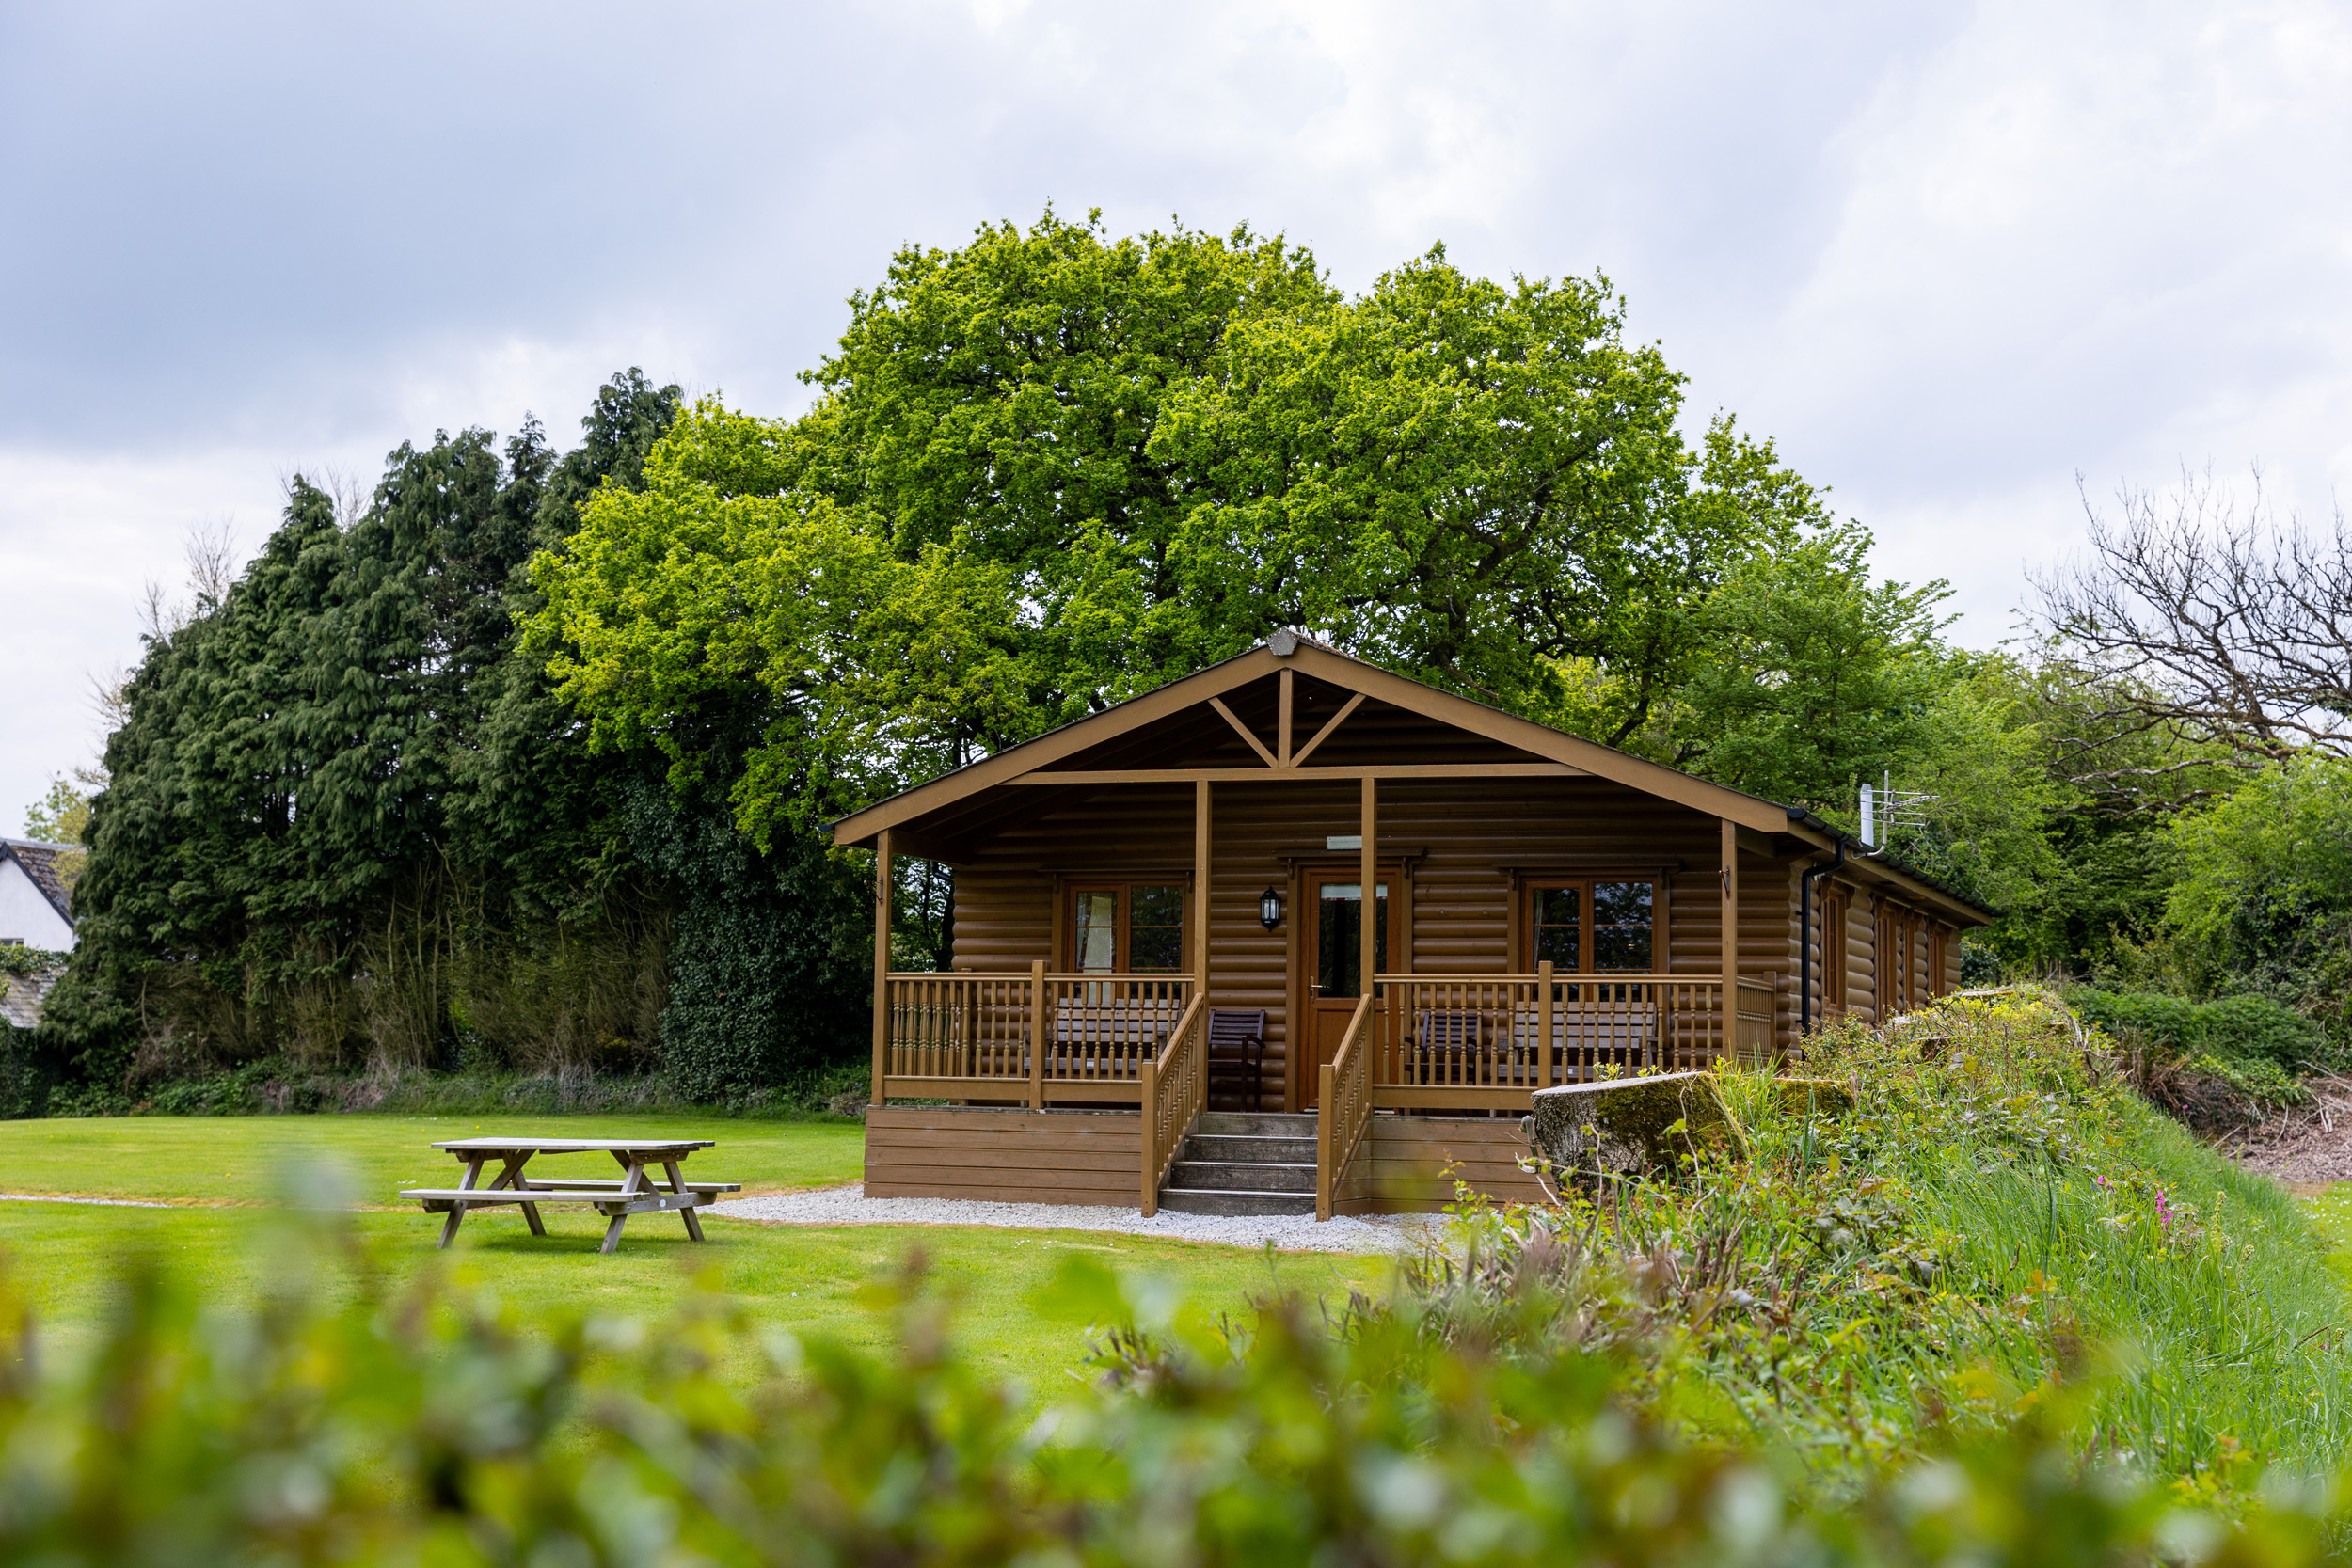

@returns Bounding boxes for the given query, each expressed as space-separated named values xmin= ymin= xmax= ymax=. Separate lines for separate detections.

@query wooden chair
xmin=1206 ymin=1008 xmax=1266 ymax=1110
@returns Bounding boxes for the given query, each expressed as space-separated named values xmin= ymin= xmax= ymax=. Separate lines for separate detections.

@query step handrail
xmin=1315 ymin=991 xmax=1376 ymax=1221
xmin=1139 ymin=990 xmax=1210 ymax=1217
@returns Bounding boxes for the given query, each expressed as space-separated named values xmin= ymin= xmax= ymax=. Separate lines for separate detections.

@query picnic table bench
xmin=401 ymin=1137 xmax=739 ymax=1255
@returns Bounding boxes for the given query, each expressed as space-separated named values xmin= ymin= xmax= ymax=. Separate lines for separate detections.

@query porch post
xmin=1537 ymin=958 xmax=1555 ymax=1087
xmin=871 ymin=829 xmax=894 ymax=1107
xmin=1194 ymin=779 xmax=1212 ymax=990
xmin=1360 ymin=776 xmax=1378 ymax=993
xmin=1029 ymin=959 xmax=1047 ymax=1111
xmin=1720 ymin=819 xmax=1739 ymax=1062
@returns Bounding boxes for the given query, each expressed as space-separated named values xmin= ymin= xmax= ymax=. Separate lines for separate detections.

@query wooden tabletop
xmin=431 ymin=1137 xmax=716 ymax=1155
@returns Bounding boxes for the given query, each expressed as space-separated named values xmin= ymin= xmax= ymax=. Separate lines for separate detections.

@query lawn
xmin=0 ymin=1113 xmax=867 ymax=1205
xmin=2300 ymin=1180 xmax=2352 ymax=1285
xmin=0 ymin=1117 xmax=1386 ymax=1390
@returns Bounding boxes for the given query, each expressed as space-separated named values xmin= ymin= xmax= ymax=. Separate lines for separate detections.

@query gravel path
xmin=0 ymin=1193 xmax=171 ymax=1208
xmin=710 ymin=1185 xmax=1442 ymax=1254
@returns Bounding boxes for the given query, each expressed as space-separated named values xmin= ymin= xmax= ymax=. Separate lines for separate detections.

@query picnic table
xmin=401 ymin=1137 xmax=740 ymax=1255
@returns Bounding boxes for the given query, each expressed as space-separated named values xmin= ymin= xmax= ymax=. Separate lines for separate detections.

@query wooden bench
xmin=1049 ymin=997 xmax=1179 ymax=1074
xmin=1511 ymin=1006 xmax=1658 ymax=1082
xmin=403 ymin=1137 xmax=738 ymax=1255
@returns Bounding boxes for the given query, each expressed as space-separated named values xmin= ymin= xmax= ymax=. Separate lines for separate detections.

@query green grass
xmin=0 ymin=1117 xmax=1380 ymax=1390
xmin=1784 ymin=998 xmax=2352 ymax=1475
xmin=0 ymin=1114 xmax=866 ymax=1205
xmin=2296 ymin=1182 xmax=2352 ymax=1285
xmin=1909 ymin=1103 xmax=2352 ymax=1467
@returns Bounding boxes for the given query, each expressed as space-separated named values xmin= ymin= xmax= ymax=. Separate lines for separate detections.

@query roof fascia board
xmin=1280 ymin=644 xmax=1790 ymax=833
xmin=832 ymin=647 xmax=1284 ymax=846
xmin=834 ymin=637 xmax=1846 ymax=850
xmin=1779 ymin=819 xmax=1990 ymax=926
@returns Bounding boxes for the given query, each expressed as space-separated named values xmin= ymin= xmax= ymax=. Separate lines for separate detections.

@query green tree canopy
xmin=532 ymin=212 xmax=1844 ymax=844
xmin=2164 ymin=751 xmax=2352 ymax=1022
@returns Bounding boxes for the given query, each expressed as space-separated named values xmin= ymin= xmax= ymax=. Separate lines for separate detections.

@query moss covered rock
xmin=1528 ymin=1071 xmax=1747 ymax=1177
xmin=1773 ymin=1077 xmax=1855 ymax=1116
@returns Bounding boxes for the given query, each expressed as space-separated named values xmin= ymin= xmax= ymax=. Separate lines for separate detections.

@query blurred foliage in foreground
xmin=0 ymin=1222 xmax=2343 ymax=1568
xmin=4 ymin=990 xmax=2351 ymax=1565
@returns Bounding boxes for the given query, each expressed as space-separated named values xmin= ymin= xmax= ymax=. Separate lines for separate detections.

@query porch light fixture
xmin=1259 ymin=885 xmax=1283 ymax=929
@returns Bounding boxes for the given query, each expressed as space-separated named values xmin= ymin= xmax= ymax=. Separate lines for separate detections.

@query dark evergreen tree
xmin=40 ymin=369 xmax=868 ymax=1101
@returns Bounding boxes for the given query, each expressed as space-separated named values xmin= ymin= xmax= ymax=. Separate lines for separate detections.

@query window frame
xmin=1060 ymin=879 xmax=1191 ymax=974
xmin=1519 ymin=875 xmax=1664 ymax=976
xmin=1874 ymin=903 xmax=1918 ymax=1019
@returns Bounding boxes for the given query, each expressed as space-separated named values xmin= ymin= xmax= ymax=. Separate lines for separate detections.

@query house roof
xmin=830 ymin=635 xmax=1995 ymax=925
xmin=0 ymin=958 xmax=64 ymax=1030
xmin=0 ymin=839 xmax=77 ymax=927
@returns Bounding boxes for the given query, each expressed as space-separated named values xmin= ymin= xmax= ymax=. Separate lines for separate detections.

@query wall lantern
xmin=1259 ymin=885 xmax=1283 ymax=930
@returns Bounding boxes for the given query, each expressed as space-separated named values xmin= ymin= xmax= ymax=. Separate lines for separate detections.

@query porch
xmin=871 ymin=965 xmax=1775 ymax=1218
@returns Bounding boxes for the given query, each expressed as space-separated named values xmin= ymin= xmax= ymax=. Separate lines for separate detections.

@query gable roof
xmin=830 ymin=636 xmax=1994 ymax=924
xmin=0 ymin=839 xmax=77 ymax=927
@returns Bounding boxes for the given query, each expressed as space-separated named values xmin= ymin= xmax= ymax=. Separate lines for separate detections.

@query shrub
xmin=2072 ymin=987 xmax=2324 ymax=1072
xmin=1407 ymin=990 xmax=2352 ymax=1481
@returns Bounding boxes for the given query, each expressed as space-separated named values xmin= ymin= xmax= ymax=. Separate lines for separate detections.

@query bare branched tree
xmin=87 ymin=662 xmax=133 ymax=735
xmin=2032 ymin=467 xmax=2352 ymax=764
xmin=134 ymin=519 xmax=241 ymax=641
xmin=183 ymin=517 xmax=238 ymax=610
xmin=279 ymin=466 xmax=369 ymax=531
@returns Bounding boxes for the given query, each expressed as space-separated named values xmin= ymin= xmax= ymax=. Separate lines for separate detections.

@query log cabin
xmin=832 ymin=633 xmax=1992 ymax=1220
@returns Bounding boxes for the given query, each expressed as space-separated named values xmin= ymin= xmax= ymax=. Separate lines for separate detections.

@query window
xmin=1524 ymin=879 xmax=1657 ymax=974
xmin=1316 ymin=880 xmax=1390 ymax=997
xmin=1928 ymin=921 xmax=1947 ymax=995
xmin=1531 ymin=886 xmax=1581 ymax=969
xmin=1067 ymin=883 xmax=1186 ymax=972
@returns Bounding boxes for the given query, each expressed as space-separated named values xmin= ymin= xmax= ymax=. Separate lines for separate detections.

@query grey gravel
xmin=0 ymin=1193 xmax=171 ymax=1208
xmin=709 ymin=1184 xmax=1442 ymax=1254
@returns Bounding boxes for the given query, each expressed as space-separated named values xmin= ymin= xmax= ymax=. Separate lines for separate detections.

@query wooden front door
xmin=1300 ymin=866 xmax=1402 ymax=1109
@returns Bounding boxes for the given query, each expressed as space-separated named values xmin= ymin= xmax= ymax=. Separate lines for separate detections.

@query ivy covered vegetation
xmin=17 ymin=208 xmax=2352 ymax=1109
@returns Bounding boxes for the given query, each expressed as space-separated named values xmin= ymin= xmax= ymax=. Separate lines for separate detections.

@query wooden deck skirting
xmin=864 ymin=1104 xmax=1547 ymax=1214
xmin=1346 ymin=1116 xmax=1549 ymax=1213
xmin=864 ymin=1106 xmax=1144 ymax=1205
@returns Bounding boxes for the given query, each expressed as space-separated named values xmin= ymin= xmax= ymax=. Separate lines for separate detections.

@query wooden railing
xmin=1366 ymin=969 xmax=1744 ymax=1110
xmin=1736 ymin=979 xmax=1777 ymax=1061
xmin=879 ymin=968 xmax=1197 ymax=1105
xmin=1316 ymin=992 xmax=1375 ymax=1220
xmin=1140 ymin=993 xmax=1210 ymax=1217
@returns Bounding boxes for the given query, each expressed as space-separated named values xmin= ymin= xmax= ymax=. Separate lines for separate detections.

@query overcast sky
xmin=5 ymin=0 xmax=2349 ymax=829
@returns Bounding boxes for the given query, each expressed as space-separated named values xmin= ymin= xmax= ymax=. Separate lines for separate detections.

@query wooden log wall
xmin=948 ymin=773 xmax=1753 ymax=1109
xmin=864 ymin=1106 xmax=1141 ymax=1204
xmin=1790 ymin=874 xmax=1965 ymax=1027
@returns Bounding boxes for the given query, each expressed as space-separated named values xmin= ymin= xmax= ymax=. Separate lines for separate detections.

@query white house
xmin=0 ymin=839 xmax=76 ymax=952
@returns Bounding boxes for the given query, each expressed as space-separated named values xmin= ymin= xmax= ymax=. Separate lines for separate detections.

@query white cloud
xmin=4 ymin=0 xmax=2350 ymax=819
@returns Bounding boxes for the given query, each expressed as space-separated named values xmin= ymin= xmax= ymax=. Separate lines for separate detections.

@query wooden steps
xmin=1157 ymin=1112 xmax=1318 ymax=1216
